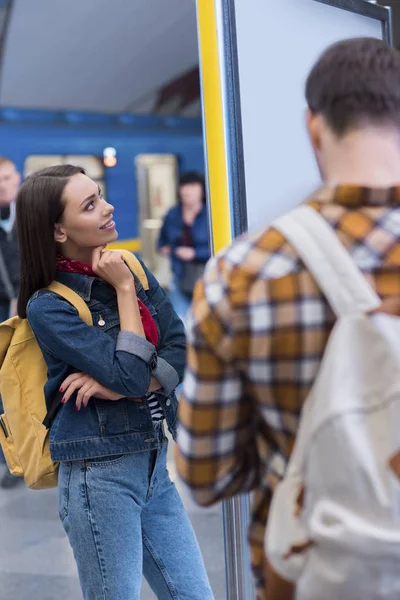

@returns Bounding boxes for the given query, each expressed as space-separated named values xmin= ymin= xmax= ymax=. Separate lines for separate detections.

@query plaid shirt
xmin=175 ymin=185 xmax=400 ymax=598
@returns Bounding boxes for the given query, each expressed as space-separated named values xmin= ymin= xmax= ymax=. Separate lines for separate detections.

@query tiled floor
xmin=0 ymin=446 xmax=226 ymax=600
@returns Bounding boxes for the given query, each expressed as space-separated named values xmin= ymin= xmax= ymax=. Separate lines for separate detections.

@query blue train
xmin=0 ymin=107 xmax=204 ymax=253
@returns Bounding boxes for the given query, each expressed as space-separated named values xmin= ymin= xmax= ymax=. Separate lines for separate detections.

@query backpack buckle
xmin=0 ymin=415 xmax=9 ymax=438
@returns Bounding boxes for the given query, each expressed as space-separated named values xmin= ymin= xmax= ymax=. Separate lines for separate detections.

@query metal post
xmin=223 ymin=495 xmax=256 ymax=600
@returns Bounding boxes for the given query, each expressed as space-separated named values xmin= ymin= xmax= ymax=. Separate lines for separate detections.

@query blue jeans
xmin=0 ymin=300 xmax=9 ymax=464
xmin=58 ymin=427 xmax=214 ymax=599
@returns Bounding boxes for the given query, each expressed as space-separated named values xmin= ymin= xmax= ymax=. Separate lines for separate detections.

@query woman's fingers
xmin=60 ymin=372 xmax=86 ymax=393
xmin=62 ymin=375 xmax=89 ymax=403
xmin=61 ymin=374 xmax=125 ymax=407
xmin=92 ymin=249 xmax=133 ymax=290
xmin=75 ymin=382 xmax=94 ymax=411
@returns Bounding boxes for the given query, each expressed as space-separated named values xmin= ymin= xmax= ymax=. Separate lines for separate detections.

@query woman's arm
xmin=28 ymin=251 xmax=184 ymax=400
xmin=28 ymin=294 xmax=155 ymax=398
xmin=29 ymin=248 xmax=156 ymax=400
xmin=92 ymin=247 xmax=145 ymax=338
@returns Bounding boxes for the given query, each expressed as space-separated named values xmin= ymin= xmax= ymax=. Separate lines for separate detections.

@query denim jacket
xmin=158 ymin=204 xmax=210 ymax=282
xmin=27 ymin=260 xmax=186 ymax=462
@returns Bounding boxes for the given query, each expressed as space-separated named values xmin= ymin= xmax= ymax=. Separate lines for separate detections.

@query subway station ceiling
xmin=0 ymin=0 xmax=201 ymax=116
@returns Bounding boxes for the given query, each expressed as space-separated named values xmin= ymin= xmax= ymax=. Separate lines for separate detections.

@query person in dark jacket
xmin=0 ymin=156 xmax=21 ymax=489
xmin=158 ymin=172 xmax=210 ymax=320
xmin=0 ymin=157 xmax=20 ymax=322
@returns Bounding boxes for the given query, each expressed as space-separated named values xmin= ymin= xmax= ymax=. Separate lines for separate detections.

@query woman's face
xmin=56 ymin=173 xmax=118 ymax=252
xmin=180 ymin=182 xmax=203 ymax=208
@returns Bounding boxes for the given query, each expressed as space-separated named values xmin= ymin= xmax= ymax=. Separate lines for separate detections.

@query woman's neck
xmin=58 ymin=245 xmax=94 ymax=266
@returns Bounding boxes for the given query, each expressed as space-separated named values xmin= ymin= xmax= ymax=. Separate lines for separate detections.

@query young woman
xmin=17 ymin=165 xmax=214 ymax=600
xmin=158 ymin=172 xmax=210 ymax=321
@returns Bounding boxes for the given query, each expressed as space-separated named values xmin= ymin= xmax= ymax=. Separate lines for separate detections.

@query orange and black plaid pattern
xmin=176 ymin=185 xmax=400 ymax=598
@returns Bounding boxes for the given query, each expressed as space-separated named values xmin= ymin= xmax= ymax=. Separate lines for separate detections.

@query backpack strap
xmin=108 ymin=249 xmax=149 ymax=291
xmin=46 ymin=281 xmax=93 ymax=325
xmin=272 ymin=205 xmax=381 ymax=317
xmin=42 ymin=282 xmax=92 ymax=429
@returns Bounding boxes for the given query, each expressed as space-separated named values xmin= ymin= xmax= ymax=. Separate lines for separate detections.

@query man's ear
xmin=306 ymin=109 xmax=322 ymax=153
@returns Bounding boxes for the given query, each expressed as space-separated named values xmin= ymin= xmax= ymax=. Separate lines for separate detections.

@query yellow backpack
xmin=0 ymin=250 xmax=148 ymax=490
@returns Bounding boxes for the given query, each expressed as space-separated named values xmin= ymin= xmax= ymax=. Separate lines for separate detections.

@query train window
xmin=135 ymin=154 xmax=178 ymax=288
xmin=64 ymin=155 xmax=104 ymax=180
xmin=24 ymin=155 xmax=106 ymax=199
xmin=24 ymin=155 xmax=63 ymax=174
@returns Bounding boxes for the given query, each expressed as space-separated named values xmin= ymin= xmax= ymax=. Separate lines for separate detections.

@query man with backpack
xmin=0 ymin=157 xmax=21 ymax=489
xmin=176 ymin=37 xmax=400 ymax=599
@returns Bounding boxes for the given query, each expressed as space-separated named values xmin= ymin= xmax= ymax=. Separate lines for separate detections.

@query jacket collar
xmin=55 ymin=270 xmax=144 ymax=301
xmin=55 ymin=271 xmax=95 ymax=301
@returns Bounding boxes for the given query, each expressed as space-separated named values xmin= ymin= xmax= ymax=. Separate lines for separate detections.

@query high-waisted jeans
xmin=58 ymin=425 xmax=214 ymax=599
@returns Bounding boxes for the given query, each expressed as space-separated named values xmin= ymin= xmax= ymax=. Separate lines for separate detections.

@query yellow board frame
xmin=197 ymin=2 xmax=255 ymax=599
xmin=197 ymin=0 xmax=232 ymax=252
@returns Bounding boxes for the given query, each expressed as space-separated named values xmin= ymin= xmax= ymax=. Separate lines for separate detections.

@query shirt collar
xmin=312 ymin=185 xmax=400 ymax=208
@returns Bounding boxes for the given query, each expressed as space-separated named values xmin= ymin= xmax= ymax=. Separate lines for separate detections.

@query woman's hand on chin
xmin=92 ymin=246 xmax=135 ymax=292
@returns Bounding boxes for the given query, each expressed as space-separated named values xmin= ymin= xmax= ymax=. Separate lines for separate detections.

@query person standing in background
xmin=0 ymin=156 xmax=21 ymax=489
xmin=0 ymin=157 xmax=20 ymax=322
xmin=158 ymin=172 xmax=210 ymax=321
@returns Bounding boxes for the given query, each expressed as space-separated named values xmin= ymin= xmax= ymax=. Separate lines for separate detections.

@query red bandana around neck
xmin=56 ymin=254 xmax=95 ymax=277
xmin=56 ymin=254 xmax=159 ymax=346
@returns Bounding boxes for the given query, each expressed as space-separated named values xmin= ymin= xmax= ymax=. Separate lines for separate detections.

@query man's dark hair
xmin=306 ymin=38 xmax=400 ymax=136
xmin=179 ymin=171 xmax=206 ymax=204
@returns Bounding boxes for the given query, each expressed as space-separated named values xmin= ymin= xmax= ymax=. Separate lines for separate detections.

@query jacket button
xmin=166 ymin=399 xmax=171 ymax=407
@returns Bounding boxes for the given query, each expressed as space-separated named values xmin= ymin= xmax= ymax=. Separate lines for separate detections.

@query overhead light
xmin=103 ymin=147 xmax=117 ymax=167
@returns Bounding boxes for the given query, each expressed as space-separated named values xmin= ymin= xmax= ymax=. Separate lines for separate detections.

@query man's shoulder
xmin=211 ymin=223 xmax=300 ymax=285
xmin=207 ymin=192 xmax=341 ymax=288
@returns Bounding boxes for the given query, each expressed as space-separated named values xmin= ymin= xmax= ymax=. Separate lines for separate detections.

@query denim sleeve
xmin=27 ymin=293 xmax=155 ymax=398
xmin=140 ymin=261 xmax=186 ymax=395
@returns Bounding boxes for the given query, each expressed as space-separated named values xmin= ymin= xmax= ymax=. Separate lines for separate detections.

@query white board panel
xmin=234 ymin=0 xmax=383 ymax=230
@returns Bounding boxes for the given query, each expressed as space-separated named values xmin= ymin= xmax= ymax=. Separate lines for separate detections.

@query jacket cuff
xmin=116 ymin=331 xmax=155 ymax=363
xmin=152 ymin=357 xmax=179 ymax=396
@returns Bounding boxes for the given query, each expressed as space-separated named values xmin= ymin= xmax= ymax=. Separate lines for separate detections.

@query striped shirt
xmin=147 ymin=392 xmax=164 ymax=422
xmin=175 ymin=185 xmax=400 ymax=598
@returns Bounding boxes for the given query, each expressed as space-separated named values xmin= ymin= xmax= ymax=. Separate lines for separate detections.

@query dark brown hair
xmin=16 ymin=165 xmax=85 ymax=317
xmin=306 ymin=38 xmax=400 ymax=136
